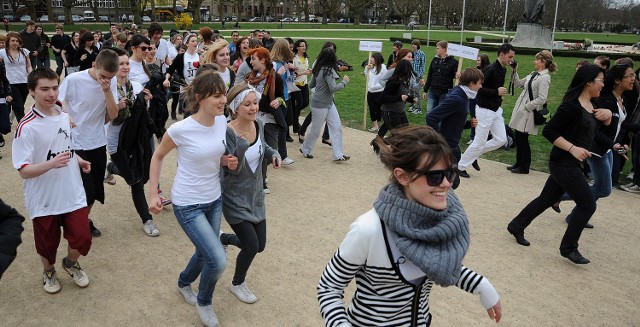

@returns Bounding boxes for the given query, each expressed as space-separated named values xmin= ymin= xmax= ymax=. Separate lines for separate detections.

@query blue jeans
xmin=561 ymin=151 xmax=612 ymax=202
xmin=54 ymin=55 xmax=64 ymax=76
xmin=426 ymin=91 xmax=446 ymax=112
xmin=173 ymin=199 xmax=227 ymax=306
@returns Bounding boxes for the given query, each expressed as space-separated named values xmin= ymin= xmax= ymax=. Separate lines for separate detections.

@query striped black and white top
xmin=317 ymin=209 xmax=499 ymax=327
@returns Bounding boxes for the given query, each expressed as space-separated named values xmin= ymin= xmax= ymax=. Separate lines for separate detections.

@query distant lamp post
xmin=279 ymin=1 xmax=283 ymax=29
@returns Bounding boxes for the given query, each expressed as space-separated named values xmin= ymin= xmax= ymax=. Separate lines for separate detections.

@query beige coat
xmin=508 ymin=69 xmax=550 ymax=135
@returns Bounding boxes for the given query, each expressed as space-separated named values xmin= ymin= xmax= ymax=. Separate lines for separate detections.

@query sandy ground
xmin=1 ymin=89 xmax=640 ymax=327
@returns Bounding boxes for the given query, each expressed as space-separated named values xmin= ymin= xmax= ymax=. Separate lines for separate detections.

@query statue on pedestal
xmin=523 ymin=0 xmax=545 ymax=24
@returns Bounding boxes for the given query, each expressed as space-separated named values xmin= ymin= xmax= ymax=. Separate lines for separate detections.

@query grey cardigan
xmin=222 ymin=119 xmax=280 ymax=225
xmin=309 ymin=67 xmax=348 ymax=108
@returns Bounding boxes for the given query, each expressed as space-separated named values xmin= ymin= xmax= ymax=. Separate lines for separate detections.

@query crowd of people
xmin=0 ymin=19 xmax=638 ymax=327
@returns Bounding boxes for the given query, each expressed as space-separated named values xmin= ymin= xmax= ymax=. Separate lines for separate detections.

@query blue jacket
xmin=426 ymin=86 xmax=474 ymax=159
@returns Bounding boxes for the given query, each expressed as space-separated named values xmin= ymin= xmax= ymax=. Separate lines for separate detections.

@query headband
xmin=229 ymin=85 xmax=261 ymax=114
xmin=184 ymin=33 xmax=196 ymax=45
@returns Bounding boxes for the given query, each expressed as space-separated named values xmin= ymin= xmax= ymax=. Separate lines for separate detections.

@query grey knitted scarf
xmin=373 ymin=183 xmax=470 ymax=286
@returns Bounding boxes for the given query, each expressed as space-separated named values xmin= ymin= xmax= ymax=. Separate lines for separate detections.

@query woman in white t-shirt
xmin=126 ymin=34 xmax=151 ymax=86
xmin=203 ymin=39 xmax=235 ymax=91
xmin=148 ymin=71 xmax=237 ymax=327
xmin=163 ymin=34 xmax=199 ymax=118
xmin=0 ymin=32 xmax=32 ymax=122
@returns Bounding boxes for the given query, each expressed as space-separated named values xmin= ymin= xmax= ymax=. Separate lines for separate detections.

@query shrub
xmin=174 ymin=13 xmax=192 ymax=29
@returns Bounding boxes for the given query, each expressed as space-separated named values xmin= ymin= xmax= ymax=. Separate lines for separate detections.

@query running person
xmin=12 ymin=68 xmax=93 ymax=294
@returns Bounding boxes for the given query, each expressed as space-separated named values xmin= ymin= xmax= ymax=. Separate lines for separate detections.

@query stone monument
xmin=511 ymin=0 xmax=552 ymax=49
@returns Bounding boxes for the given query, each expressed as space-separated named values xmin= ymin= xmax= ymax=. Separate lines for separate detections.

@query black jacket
xmin=380 ymin=78 xmax=413 ymax=113
xmin=0 ymin=199 xmax=24 ymax=281
xmin=0 ymin=61 xmax=13 ymax=99
xmin=51 ymin=33 xmax=71 ymax=56
xmin=476 ymin=60 xmax=507 ymax=111
xmin=117 ymin=93 xmax=153 ymax=185
xmin=424 ymin=55 xmax=458 ymax=94
xmin=19 ymin=30 xmax=40 ymax=53
xmin=592 ymin=93 xmax=621 ymax=155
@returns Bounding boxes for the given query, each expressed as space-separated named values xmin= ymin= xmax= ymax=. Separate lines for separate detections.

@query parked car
xmin=280 ymin=17 xmax=293 ymax=22
xmin=83 ymin=10 xmax=95 ymax=22
xmin=19 ymin=15 xmax=31 ymax=22
xmin=337 ymin=18 xmax=349 ymax=23
xmin=57 ymin=15 xmax=65 ymax=22
xmin=264 ymin=16 xmax=274 ymax=22
xmin=99 ymin=15 xmax=109 ymax=22
xmin=249 ymin=17 xmax=261 ymax=22
xmin=3 ymin=15 xmax=15 ymax=22
xmin=142 ymin=16 xmax=151 ymax=22
xmin=72 ymin=15 xmax=84 ymax=22
xmin=39 ymin=15 xmax=49 ymax=22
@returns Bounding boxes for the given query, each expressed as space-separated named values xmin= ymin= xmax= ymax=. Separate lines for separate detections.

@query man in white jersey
xmin=12 ymin=68 xmax=93 ymax=294
xmin=58 ymin=48 xmax=120 ymax=237
xmin=149 ymin=22 xmax=172 ymax=72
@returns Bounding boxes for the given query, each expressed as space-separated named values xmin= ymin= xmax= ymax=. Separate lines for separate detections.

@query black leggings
xmin=227 ymin=220 xmax=266 ymax=285
xmin=109 ymin=151 xmax=153 ymax=224
xmin=378 ymin=111 xmax=409 ymax=138
xmin=290 ymin=85 xmax=309 ymax=132
xmin=367 ymin=91 xmax=382 ymax=123
xmin=10 ymin=83 xmax=28 ymax=123
xmin=170 ymin=87 xmax=180 ymax=117
xmin=508 ymin=161 xmax=596 ymax=254
xmin=513 ymin=130 xmax=531 ymax=171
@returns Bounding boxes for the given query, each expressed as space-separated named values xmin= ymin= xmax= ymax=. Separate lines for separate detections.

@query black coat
xmin=117 ymin=93 xmax=153 ymax=185
xmin=0 ymin=199 xmax=24 ymax=280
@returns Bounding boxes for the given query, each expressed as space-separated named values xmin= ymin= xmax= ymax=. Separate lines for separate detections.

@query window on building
xmin=51 ymin=0 xmax=62 ymax=8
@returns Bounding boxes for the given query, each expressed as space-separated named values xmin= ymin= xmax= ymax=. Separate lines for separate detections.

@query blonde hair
xmin=203 ymin=39 xmax=229 ymax=64
xmin=536 ymin=50 xmax=558 ymax=73
xmin=270 ymin=39 xmax=293 ymax=62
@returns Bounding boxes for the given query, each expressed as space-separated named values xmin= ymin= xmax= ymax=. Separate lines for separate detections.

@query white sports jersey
xmin=58 ymin=70 xmax=118 ymax=150
xmin=12 ymin=106 xmax=87 ymax=219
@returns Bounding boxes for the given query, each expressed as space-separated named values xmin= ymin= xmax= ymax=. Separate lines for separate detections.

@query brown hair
xmin=4 ymin=32 xmax=25 ymax=63
xmin=411 ymin=39 xmax=421 ymax=49
xmin=436 ymin=40 xmax=448 ymax=49
xmin=199 ymin=27 xmax=213 ymax=43
xmin=459 ymin=68 xmax=484 ymax=86
xmin=375 ymin=126 xmax=453 ymax=185
xmin=28 ymin=67 xmax=60 ymax=90
xmin=615 ymin=57 xmax=634 ymax=69
xmin=390 ymin=48 xmax=413 ymax=68
xmin=535 ymin=50 xmax=558 ymax=73
xmin=270 ymin=38 xmax=293 ymax=62
xmin=183 ymin=71 xmax=227 ymax=114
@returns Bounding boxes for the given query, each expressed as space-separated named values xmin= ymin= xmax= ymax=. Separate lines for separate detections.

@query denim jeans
xmin=426 ymin=91 xmax=445 ymax=112
xmin=560 ymin=151 xmax=612 ymax=202
xmin=54 ymin=55 xmax=64 ymax=76
xmin=173 ymin=199 xmax=227 ymax=306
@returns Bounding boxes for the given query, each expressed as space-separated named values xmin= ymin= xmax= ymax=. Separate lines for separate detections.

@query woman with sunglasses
xmin=318 ymin=125 xmax=502 ymax=326
xmin=127 ymin=34 xmax=152 ymax=86
xmin=508 ymin=64 xmax=612 ymax=264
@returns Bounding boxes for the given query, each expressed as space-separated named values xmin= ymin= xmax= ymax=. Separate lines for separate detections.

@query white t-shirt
xmin=128 ymin=59 xmax=150 ymax=85
xmin=58 ymin=70 xmax=118 ymax=150
xmin=167 ymin=115 xmax=227 ymax=206
xmin=245 ymin=132 xmax=262 ymax=173
xmin=12 ymin=106 xmax=87 ymax=219
xmin=219 ymin=67 xmax=231 ymax=91
xmin=156 ymin=39 xmax=170 ymax=73
xmin=105 ymin=81 xmax=144 ymax=154
xmin=183 ymin=51 xmax=199 ymax=85
xmin=0 ymin=48 xmax=30 ymax=84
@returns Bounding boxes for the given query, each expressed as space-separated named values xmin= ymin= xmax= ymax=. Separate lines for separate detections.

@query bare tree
xmin=344 ymin=0 xmax=374 ymax=25
xmin=315 ymin=0 xmax=342 ymax=23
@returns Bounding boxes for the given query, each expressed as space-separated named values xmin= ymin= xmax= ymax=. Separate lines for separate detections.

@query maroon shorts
xmin=32 ymin=207 xmax=92 ymax=265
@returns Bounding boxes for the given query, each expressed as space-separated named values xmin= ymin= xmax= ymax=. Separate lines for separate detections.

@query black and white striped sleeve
xmin=317 ymin=218 xmax=370 ymax=327
xmin=455 ymin=265 xmax=500 ymax=309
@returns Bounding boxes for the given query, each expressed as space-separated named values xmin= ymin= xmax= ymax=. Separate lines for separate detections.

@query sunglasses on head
xmin=414 ymin=168 xmax=457 ymax=186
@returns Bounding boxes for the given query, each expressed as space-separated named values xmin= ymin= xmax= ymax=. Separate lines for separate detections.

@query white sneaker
xmin=178 ymin=284 xmax=197 ymax=305
xmin=229 ymin=282 xmax=258 ymax=304
xmin=195 ymin=304 xmax=220 ymax=327
xmin=43 ymin=270 xmax=61 ymax=294
xmin=467 ymin=139 xmax=473 ymax=145
xmin=263 ymin=187 xmax=270 ymax=194
xmin=62 ymin=260 xmax=89 ymax=287
xmin=621 ymin=183 xmax=640 ymax=193
xmin=627 ymin=172 xmax=634 ymax=179
xmin=282 ymin=157 xmax=294 ymax=165
xmin=143 ymin=220 xmax=160 ymax=237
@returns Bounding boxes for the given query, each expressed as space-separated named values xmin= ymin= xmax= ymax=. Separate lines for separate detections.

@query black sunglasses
xmin=138 ymin=46 xmax=151 ymax=52
xmin=416 ymin=168 xmax=457 ymax=186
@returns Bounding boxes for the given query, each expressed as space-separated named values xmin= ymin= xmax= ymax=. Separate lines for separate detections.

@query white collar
xmin=460 ymin=85 xmax=477 ymax=99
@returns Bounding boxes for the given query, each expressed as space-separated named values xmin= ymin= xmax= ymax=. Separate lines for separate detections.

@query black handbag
xmin=527 ymin=72 xmax=548 ymax=126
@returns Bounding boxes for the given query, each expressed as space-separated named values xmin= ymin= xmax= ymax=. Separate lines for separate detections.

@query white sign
xmin=359 ymin=41 xmax=383 ymax=52
xmin=447 ymin=43 xmax=479 ymax=61
xmin=403 ymin=33 xmax=412 ymax=39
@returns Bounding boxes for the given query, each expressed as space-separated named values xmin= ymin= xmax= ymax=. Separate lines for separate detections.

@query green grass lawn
xmin=25 ymin=23 xmax=635 ymax=182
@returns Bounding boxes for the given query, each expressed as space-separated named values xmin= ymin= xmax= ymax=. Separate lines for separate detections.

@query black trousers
xmin=367 ymin=91 xmax=382 ymax=123
xmin=508 ymin=160 xmax=596 ymax=254
xmin=109 ymin=151 xmax=152 ymax=224
xmin=9 ymin=84 xmax=28 ymax=123
xmin=290 ymin=85 xmax=309 ymax=132
xmin=76 ymin=146 xmax=107 ymax=206
xmin=514 ymin=130 xmax=531 ymax=171
xmin=378 ymin=111 xmax=409 ymax=138
xmin=228 ymin=220 xmax=266 ymax=285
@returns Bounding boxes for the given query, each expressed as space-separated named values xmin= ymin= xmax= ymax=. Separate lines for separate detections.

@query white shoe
xmin=178 ymin=284 xmax=197 ymax=305
xmin=263 ymin=187 xmax=270 ymax=194
xmin=62 ymin=260 xmax=89 ymax=288
xmin=229 ymin=282 xmax=258 ymax=304
xmin=627 ymin=172 xmax=634 ymax=179
xmin=467 ymin=139 xmax=473 ymax=145
xmin=195 ymin=304 xmax=220 ymax=327
xmin=43 ymin=269 xmax=61 ymax=294
xmin=282 ymin=157 xmax=294 ymax=165
xmin=621 ymin=183 xmax=640 ymax=193
xmin=143 ymin=220 xmax=160 ymax=237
